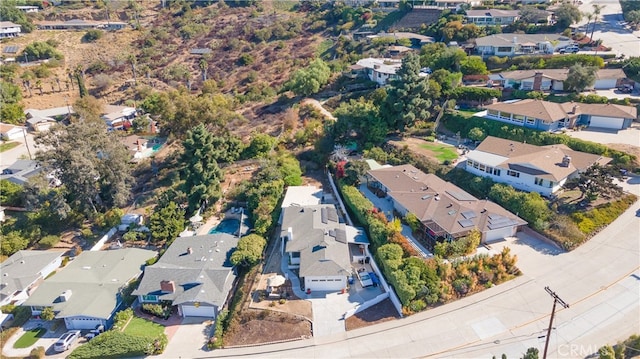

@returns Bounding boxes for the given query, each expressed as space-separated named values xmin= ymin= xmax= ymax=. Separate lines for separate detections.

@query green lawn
xmin=0 ymin=141 xmax=20 ymax=153
xmin=123 ymin=316 xmax=164 ymax=338
xmin=419 ymin=142 xmax=459 ymax=163
xmin=13 ymin=327 xmax=47 ymax=349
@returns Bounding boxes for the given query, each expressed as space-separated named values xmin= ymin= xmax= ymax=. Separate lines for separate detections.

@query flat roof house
xmin=481 ymin=99 xmax=637 ymax=131
xmin=0 ymin=22 xmax=21 ymax=39
xmin=365 ymin=164 xmax=527 ymax=245
xmin=281 ymin=205 xmax=352 ymax=292
xmin=465 ymin=136 xmax=611 ymax=196
xmin=465 ymin=9 xmax=520 ymax=26
xmin=474 ymin=34 xmax=572 ymax=57
xmin=134 ymin=234 xmax=239 ymax=318
xmin=24 ymin=248 xmax=155 ymax=330
xmin=0 ymin=250 xmax=64 ymax=306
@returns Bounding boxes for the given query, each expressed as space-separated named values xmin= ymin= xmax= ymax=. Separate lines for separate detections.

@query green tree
xmin=521 ymin=347 xmax=539 ymax=359
xmin=277 ymin=152 xmax=303 ymax=186
xmin=627 ymin=10 xmax=640 ymax=26
xmin=590 ymin=4 xmax=606 ymax=40
xmin=596 ymin=345 xmax=615 ymax=359
xmin=284 ymin=58 xmax=331 ymax=96
xmin=35 ymin=117 xmax=132 ymax=215
xmin=230 ymin=234 xmax=267 ymax=267
xmin=563 ymin=163 xmax=623 ymax=201
xmin=0 ymin=179 xmax=24 ymax=207
xmin=554 ymin=3 xmax=582 ymax=29
xmin=333 ymin=98 xmax=387 ymax=148
xmin=181 ymin=124 xmax=223 ymax=214
xmin=149 ymin=201 xmax=185 ymax=243
xmin=243 ymin=133 xmax=276 ymax=159
xmin=0 ymin=231 xmax=28 ymax=256
xmin=519 ymin=6 xmax=550 ymax=24
xmin=0 ymin=81 xmax=24 ymax=124
xmin=21 ymin=42 xmax=63 ymax=61
xmin=460 ymin=56 xmax=488 ymax=75
xmin=383 ymin=52 xmax=433 ymax=131
xmin=342 ymin=160 xmax=369 ymax=186
xmin=467 ymin=127 xmax=486 ymax=142
xmin=211 ymin=133 xmax=244 ymax=163
xmin=564 ymin=64 xmax=597 ymax=93
xmin=82 ymin=29 xmax=104 ymax=42
xmin=40 ymin=307 xmax=55 ymax=321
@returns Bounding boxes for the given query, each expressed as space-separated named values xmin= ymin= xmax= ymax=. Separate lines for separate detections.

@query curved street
xmin=199 ymin=192 xmax=639 ymax=359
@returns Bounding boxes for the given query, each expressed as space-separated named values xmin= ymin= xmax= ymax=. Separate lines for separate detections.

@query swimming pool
xmin=208 ymin=218 xmax=250 ymax=236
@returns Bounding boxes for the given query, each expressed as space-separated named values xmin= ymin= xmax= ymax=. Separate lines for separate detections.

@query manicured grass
xmin=419 ymin=142 xmax=459 ymax=163
xmin=123 ymin=316 xmax=164 ymax=339
xmin=454 ymin=109 xmax=481 ymax=118
xmin=0 ymin=141 xmax=20 ymax=153
xmin=13 ymin=327 xmax=47 ymax=349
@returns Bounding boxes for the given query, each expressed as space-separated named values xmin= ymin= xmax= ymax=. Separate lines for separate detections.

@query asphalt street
xmin=204 ymin=200 xmax=639 ymax=359
xmin=576 ymin=0 xmax=640 ymax=58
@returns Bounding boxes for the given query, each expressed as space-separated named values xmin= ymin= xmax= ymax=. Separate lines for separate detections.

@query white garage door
xmin=589 ymin=116 xmax=624 ymax=130
xmin=306 ymin=277 xmax=346 ymax=292
xmin=594 ymin=79 xmax=617 ymax=89
xmin=484 ymin=226 xmax=515 ymax=243
xmin=181 ymin=304 xmax=215 ymax=318
xmin=65 ymin=317 xmax=105 ymax=330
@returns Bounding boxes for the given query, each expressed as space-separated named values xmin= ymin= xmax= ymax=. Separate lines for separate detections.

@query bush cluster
xmin=112 ymin=308 xmax=133 ymax=331
xmin=67 ymin=331 xmax=157 ymax=359
xmin=141 ymin=304 xmax=170 ymax=319
xmin=571 ymin=195 xmax=637 ymax=234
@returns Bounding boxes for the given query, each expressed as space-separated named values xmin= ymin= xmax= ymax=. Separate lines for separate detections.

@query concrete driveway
xmin=159 ymin=317 xmax=213 ymax=358
xmin=564 ymin=124 xmax=640 ymax=146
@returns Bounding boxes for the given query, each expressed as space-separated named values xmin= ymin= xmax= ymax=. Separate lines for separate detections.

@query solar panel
xmin=327 ymin=208 xmax=338 ymax=222
xmin=445 ymin=190 xmax=476 ymax=202
xmin=458 ymin=219 xmax=474 ymax=228
xmin=461 ymin=210 xmax=477 ymax=219
xmin=3 ymin=45 xmax=19 ymax=54
xmin=488 ymin=219 xmax=517 ymax=230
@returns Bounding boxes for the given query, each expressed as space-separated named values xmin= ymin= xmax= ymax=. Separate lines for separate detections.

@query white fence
xmin=364 ymin=246 xmax=404 ymax=317
xmin=344 ymin=292 xmax=389 ymax=319
xmin=90 ymin=227 xmax=117 ymax=251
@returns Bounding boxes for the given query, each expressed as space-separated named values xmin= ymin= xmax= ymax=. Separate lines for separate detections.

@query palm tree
xmin=35 ymin=79 xmax=43 ymax=95
xmin=199 ymin=58 xmax=208 ymax=82
xmin=590 ymin=4 xmax=606 ymax=41
xmin=584 ymin=12 xmax=594 ymax=39
xmin=55 ymin=76 xmax=61 ymax=92
xmin=127 ymin=54 xmax=137 ymax=86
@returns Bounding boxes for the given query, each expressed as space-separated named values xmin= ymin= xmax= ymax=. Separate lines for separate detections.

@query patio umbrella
xmin=267 ymin=275 xmax=286 ymax=287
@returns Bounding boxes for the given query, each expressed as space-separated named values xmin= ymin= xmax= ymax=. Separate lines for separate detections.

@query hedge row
xmin=67 ymin=331 xmax=156 ymax=359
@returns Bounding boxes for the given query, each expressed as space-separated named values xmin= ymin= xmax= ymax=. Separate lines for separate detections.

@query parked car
xmin=559 ymin=46 xmax=579 ymax=54
xmin=356 ymin=268 xmax=373 ymax=287
xmin=618 ymin=84 xmax=633 ymax=93
xmin=53 ymin=330 xmax=81 ymax=352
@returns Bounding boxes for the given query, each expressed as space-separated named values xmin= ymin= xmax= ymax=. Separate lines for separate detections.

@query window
xmin=142 ymin=295 xmax=158 ymax=302
xmin=493 ymin=169 xmax=501 ymax=176
xmin=497 ymin=46 xmax=512 ymax=53
xmin=467 ymin=160 xmax=473 ymax=166
xmin=513 ymin=114 xmax=525 ymax=123
xmin=526 ymin=117 xmax=535 ymax=125
xmin=291 ymin=252 xmax=300 ymax=258
xmin=487 ymin=109 xmax=499 ymax=117
xmin=534 ymin=178 xmax=544 ymax=186
xmin=473 ymin=162 xmax=479 ymax=169
xmin=478 ymin=164 xmax=485 ymax=171
xmin=507 ymin=170 xmax=520 ymax=178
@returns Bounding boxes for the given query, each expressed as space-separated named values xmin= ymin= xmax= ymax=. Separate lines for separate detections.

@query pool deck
xmin=196 ymin=209 xmax=248 ymax=236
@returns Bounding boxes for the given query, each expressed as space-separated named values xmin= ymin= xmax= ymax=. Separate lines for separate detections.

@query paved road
xmin=576 ymin=0 xmax=640 ymax=58
xmin=0 ymin=131 xmax=39 ymax=170
xmin=203 ymin=202 xmax=639 ymax=358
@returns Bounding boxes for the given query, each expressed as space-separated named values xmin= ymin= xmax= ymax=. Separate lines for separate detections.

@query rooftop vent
xmin=562 ymin=155 xmax=572 ymax=167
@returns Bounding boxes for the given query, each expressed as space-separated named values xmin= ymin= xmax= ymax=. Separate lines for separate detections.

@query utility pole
xmin=543 ymin=286 xmax=569 ymax=359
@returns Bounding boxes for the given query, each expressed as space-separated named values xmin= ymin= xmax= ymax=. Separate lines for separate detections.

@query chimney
xmin=160 ymin=280 xmax=176 ymax=293
xmin=562 ymin=155 xmax=572 ymax=167
xmin=287 ymin=227 xmax=293 ymax=241
xmin=571 ymin=105 xmax=579 ymax=114
xmin=513 ymin=36 xmax=517 ymax=44
xmin=187 ymin=247 xmax=193 ymax=254
xmin=533 ymin=72 xmax=543 ymax=91
xmin=137 ymin=139 xmax=143 ymax=152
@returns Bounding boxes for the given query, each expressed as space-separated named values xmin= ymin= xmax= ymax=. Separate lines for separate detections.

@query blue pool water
xmin=208 ymin=218 xmax=250 ymax=236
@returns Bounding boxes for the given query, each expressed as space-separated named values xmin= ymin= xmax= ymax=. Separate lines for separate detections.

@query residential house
xmin=432 ymin=0 xmax=482 ymax=10
xmin=24 ymin=248 xmax=155 ymax=330
xmin=102 ymin=105 xmax=136 ymax=130
xmin=489 ymin=68 xmax=627 ymax=91
xmin=465 ymin=9 xmax=520 ymax=26
xmin=0 ymin=160 xmax=43 ymax=186
xmin=352 ymin=57 xmax=429 ymax=86
xmin=367 ymin=32 xmax=435 ymax=47
xmin=25 ymin=106 xmax=73 ymax=132
xmin=0 ymin=250 xmax=64 ymax=306
xmin=481 ymin=99 xmax=637 ymax=131
xmin=281 ymin=205 xmax=352 ymax=292
xmin=36 ymin=20 xmax=127 ymax=30
xmin=134 ymin=234 xmax=239 ymax=318
xmin=16 ymin=6 xmax=39 ymax=13
xmin=121 ymin=135 xmax=149 ymax=160
xmin=465 ymin=136 xmax=611 ymax=195
xmin=0 ymin=123 xmax=24 ymax=140
xmin=474 ymin=34 xmax=572 ymax=57
xmin=365 ymin=164 xmax=527 ymax=244
xmin=0 ymin=22 xmax=21 ymax=39
xmin=280 ymin=185 xmax=325 ymax=208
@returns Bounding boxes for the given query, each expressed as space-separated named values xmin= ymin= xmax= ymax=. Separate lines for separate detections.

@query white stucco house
xmin=0 ymin=123 xmax=24 ymax=140
xmin=465 ymin=9 xmax=520 ymax=26
xmin=489 ymin=69 xmax=627 ymax=91
xmin=465 ymin=136 xmax=612 ymax=196
xmin=0 ymin=250 xmax=64 ymax=306
xmin=0 ymin=21 xmax=21 ymax=39
xmin=474 ymin=33 xmax=573 ymax=57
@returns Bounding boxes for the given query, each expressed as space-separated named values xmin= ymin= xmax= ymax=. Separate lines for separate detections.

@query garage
xmin=64 ymin=316 xmax=105 ymax=330
xmin=594 ymin=78 xmax=618 ymax=90
xmin=305 ymin=277 xmax=346 ymax=292
xmin=484 ymin=226 xmax=516 ymax=244
xmin=588 ymin=116 xmax=624 ymax=130
xmin=181 ymin=303 xmax=216 ymax=318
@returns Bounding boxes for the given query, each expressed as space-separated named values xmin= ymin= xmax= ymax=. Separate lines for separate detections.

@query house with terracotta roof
xmin=489 ymin=69 xmax=627 ymax=91
xmin=480 ymin=99 xmax=637 ymax=131
xmin=365 ymin=165 xmax=527 ymax=244
xmin=465 ymin=136 xmax=611 ymax=196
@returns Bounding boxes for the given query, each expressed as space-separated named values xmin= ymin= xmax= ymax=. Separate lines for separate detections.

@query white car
xmin=53 ymin=330 xmax=81 ymax=352
xmin=559 ymin=46 xmax=579 ymax=54
xmin=356 ymin=269 xmax=373 ymax=287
